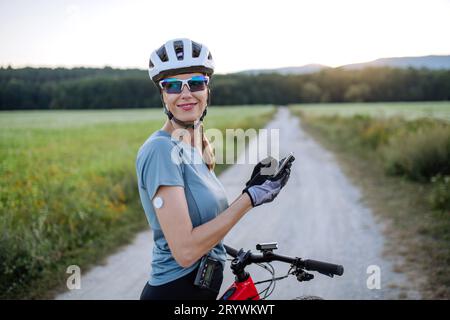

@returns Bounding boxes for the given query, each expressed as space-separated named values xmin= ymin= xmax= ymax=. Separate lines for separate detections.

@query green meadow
xmin=0 ymin=105 xmax=275 ymax=299
xmin=291 ymin=101 xmax=450 ymax=121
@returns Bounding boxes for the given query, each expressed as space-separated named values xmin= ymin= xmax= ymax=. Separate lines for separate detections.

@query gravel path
xmin=55 ymin=107 xmax=421 ymax=300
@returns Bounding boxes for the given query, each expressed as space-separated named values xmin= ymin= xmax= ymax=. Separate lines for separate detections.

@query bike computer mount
xmin=256 ymin=242 xmax=278 ymax=253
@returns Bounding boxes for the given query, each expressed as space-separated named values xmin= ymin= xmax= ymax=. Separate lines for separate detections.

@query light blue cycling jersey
xmin=136 ymin=129 xmax=229 ymax=286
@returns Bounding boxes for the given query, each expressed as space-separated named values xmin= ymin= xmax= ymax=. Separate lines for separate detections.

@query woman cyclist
xmin=136 ymin=38 xmax=292 ymax=300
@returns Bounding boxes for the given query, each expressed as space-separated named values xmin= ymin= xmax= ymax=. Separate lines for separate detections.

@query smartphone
xmin=272 ymin=152 xmax=295 ymax=178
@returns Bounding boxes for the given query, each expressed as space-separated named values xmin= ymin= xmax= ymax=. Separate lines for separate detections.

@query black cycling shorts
xmin=140 ymin=263 xmax=224 ymax=300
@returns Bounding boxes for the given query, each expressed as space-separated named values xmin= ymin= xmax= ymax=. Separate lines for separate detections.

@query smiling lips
xmin=177 ymin=102 xmax=197 ymax=111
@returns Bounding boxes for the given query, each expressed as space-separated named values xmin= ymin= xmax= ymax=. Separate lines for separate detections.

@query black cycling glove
xmin=244 ymin=167 xmax=291 ymax=207
xmin=244 ymin=156 xmax=277 ymax=188
xmin=242 ymin=156 xmax=294 ymax=207
xmin=244 ymin=156 xmax=293 ymax=188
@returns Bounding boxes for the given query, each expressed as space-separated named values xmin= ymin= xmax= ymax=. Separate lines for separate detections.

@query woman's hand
xmin=243 ymin=165 xmax=291 ymax=207
xmin=244 ymin=155 xmax=293 ymax=189
xmin=244 ymin=156 xmax=278 ymax=189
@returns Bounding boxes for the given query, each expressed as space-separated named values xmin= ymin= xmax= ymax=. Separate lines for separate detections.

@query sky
xmin=0 ymin=0 xmax=449 ymax=74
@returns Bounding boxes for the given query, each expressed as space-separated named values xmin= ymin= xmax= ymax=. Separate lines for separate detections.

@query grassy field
xmin=0 ymin=105 xmax=275 ymax=299
xmin=290 ymin=101 xmax=450 ymax=121
xmin=290 ymin=102 xmax=450 ymax=298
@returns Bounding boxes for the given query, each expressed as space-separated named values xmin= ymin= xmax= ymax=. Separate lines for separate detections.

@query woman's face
xmin=161 ymin=72 xmax=208 ymax=123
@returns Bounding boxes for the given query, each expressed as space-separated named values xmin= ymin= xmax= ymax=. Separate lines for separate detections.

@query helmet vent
xmin=149 ymin=59 xmax=154 ymax=68
xmin=208 ymin=52 xmax=213 ymax=60
xmin=192 ymin=41 xmax=202 ymax=58
xmin=156 ymin=45 xmax=168 ymax=62
xmin=173 ymin=40 xmax=184 ymax=60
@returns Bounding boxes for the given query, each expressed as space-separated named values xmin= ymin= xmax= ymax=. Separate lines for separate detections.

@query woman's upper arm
xmin=153 ymin=185 xmax=194 ymax=268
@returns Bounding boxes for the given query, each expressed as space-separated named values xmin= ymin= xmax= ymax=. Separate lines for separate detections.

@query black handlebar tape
xmin=304 ymin=259 xmax=344 ymax=276
xmin=224 ymin=245 xmax=238 ymax=257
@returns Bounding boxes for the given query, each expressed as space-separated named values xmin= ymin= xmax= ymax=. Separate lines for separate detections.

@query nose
xmin=180 ymin=84 xmax=192 ymax=96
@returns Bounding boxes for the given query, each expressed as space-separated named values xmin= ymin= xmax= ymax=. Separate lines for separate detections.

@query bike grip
xmin=304 ymin=259 xmax=344 ymax=276
xmin=224 ymin=245 xmax=238 ymax=257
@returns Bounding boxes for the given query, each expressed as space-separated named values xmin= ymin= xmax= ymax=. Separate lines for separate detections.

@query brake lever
xmin=292 ymin=268 xmax=314 ymax=282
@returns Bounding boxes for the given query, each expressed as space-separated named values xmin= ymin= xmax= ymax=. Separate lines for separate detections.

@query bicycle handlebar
xmin=224 ymin=245 xmax=239 ymax=258
xmin=303 ymin=259 xmax=344 ymax=276
xmin=224 ymin=244 xmax=344 ymax=277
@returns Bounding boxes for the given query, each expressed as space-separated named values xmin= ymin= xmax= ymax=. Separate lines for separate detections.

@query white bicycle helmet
xmin=149 ymin=38 xmax=215 ymax=83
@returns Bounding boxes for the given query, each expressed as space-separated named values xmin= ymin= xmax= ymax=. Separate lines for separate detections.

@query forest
xmin=1 ymin=66 xmax=449 ymax=110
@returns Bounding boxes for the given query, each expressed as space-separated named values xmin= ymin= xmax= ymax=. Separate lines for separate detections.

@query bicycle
xmin=219 ymin=242 xmax=344 ymax=300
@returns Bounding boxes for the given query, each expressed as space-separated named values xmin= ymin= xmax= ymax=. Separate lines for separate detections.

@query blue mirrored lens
xmin=188 ymin=80 xmax=207 ymax=92
xmin=161 ymin=79 xmax=182 ymax=93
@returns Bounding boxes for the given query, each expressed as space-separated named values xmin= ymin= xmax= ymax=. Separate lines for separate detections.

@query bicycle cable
xmin=264 ymin=263 xmax=276 ymax=299
xmin=254 ymin=262 xmax=278 ymax=299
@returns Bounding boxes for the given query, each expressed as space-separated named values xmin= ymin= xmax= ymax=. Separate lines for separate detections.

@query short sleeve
xmin=137 ymin=137 xmax=185 ymax=200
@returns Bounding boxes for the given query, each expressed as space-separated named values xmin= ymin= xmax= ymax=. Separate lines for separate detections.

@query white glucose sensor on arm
xmin=153 ymin=196 xmax=164 ymax=209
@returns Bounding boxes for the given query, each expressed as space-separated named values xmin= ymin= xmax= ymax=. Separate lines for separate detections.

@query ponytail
xmin=200 ymin=123 xmax=215 ymax=171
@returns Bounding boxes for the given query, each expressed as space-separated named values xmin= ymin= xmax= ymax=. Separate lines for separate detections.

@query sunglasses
xmin=159 ymin=75 xmax=209 ymax=94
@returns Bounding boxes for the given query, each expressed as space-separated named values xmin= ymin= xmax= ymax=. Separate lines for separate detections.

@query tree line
xmin=0 ymin=66 xmax=449 ymax=110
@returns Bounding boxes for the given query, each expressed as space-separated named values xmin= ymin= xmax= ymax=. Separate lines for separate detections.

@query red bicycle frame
xmin=220 ymin=275 xmax=260 ymax=300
